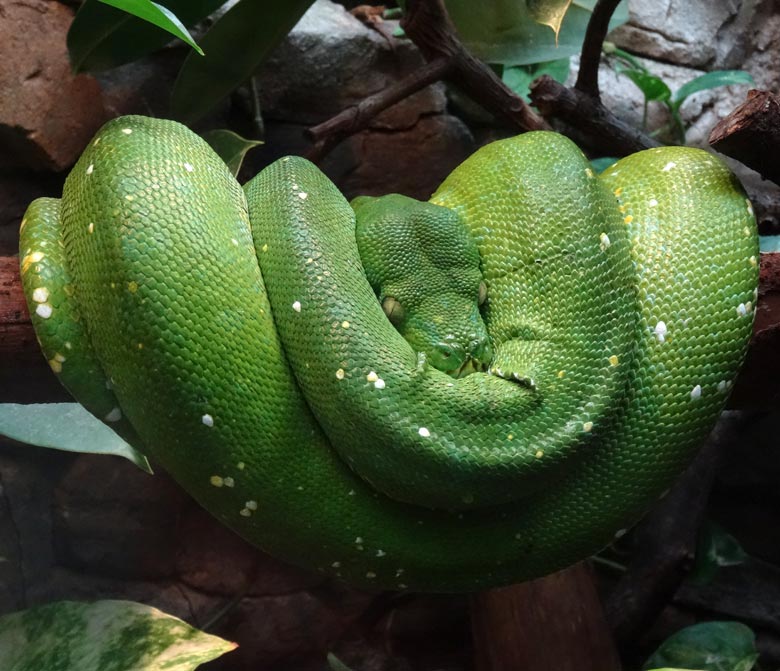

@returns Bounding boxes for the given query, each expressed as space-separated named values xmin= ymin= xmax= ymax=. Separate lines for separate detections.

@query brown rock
xmin=0 ymin=0 xmax=106 ymax=171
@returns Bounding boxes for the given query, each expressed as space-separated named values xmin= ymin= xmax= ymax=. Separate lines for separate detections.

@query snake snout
xmin=430 ymin=340 xmax=468 ymax=373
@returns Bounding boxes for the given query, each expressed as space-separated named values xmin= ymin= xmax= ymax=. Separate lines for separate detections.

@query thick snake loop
xmin=19 ymin=116 xmax=758 ymax=592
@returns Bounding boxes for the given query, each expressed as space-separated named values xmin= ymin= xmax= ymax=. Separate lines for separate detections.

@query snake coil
xmin=20 ymin=116 xmax=757 ymax=591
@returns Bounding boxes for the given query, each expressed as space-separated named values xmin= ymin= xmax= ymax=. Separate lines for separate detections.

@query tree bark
xmin=471 ymin=563 xmax=621 ymax=671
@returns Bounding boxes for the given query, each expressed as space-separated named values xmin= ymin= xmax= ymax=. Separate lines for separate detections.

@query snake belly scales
xmin=19 ymin=116 xmax=757 ymax=592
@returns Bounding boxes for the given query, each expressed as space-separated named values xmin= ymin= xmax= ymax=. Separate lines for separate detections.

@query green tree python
xmin=19 ymin=116 xmax=757 ymax=592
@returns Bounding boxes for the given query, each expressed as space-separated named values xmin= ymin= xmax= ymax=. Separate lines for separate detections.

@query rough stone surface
xmin=610 ymin=0 xmax=760 ymax=69
xmin=0 ymin=0 xmax=107 ymax=171
xmin=257 ymin=0 xmax=446 ymax=130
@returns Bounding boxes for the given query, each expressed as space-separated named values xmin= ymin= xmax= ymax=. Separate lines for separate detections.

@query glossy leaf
xmin=444 ymin=0 xmax=628 ymax=66
xmin=527 ymin=0 xmax=574 ymax=41
xmin=0 ymin=600 xmax=236 ymax=670
xmin=0 ymin=403 xmax=151 ymax=473
xmin=502 ymin=57 xmax=571 ymax=101
xmin=202 ymin=129 xmax=263 ymax=177
xmin=327 ymin=653 xmax=356 ymax=671
xmin=590 ymin=157 xmax=618 ymax=174
xmin=171 ymin=0 xmax=315 ymax=123
xmin=671 ymin=70 xmax=754 ymax=108
xmin=689 ymin=521 xmax=748 ymax=585
xmin=643 ymin=622 xmax=759 ymax=671
xmin=97 ymin=0 xmax=203 ymax=54
xmin=68 ymin=0 xmax=225 ymax=73
xmin=619 ymin=69 xmax=672 ymax=102
xmin=760 ymin=235 xmax=780 ymax=253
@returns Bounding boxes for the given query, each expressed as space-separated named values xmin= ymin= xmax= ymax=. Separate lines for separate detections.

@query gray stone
xmin=257 ymin=0 xmax=446 ymax=129
xmin=610 ymin=0 xmax=760 ymax=70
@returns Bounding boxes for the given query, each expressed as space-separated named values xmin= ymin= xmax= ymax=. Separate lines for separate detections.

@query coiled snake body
xmin=20 ymin=116 xmax=757 ymax=591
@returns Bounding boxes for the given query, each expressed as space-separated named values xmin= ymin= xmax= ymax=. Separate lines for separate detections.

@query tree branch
xmin=530 ymin=75 xmax=661 ymax=155
xmin=305 ymin=58 xmax=451 ymax=163
xmin=709 ymin=90 xmax=780 ymax=186
xmin=575 ymin=0 xmax=624 ymax=99
xmin=305 ymin=0 xmax=549 ymax=162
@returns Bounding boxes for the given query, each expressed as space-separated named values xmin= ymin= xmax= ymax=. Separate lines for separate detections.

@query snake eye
xmin=478 ymin=281 xmax=488 ymax=306
xmin=382 ymin=296 xmax=405 ymax=325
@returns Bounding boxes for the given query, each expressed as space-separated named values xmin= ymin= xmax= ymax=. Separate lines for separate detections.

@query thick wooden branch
xmin=401 ymin=0 xmax=548 ymax=133
xmin=530 ymin=75 xmax=661 ymax=156
xmin=471 ymin=562 xmax=620 ymax=671
xmin=710 ymin=90 xmax=780 ymax=187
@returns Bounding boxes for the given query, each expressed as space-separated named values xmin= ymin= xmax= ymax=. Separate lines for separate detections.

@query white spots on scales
xmin=366 ymin=370 xmax=385 ymax=389
xmin=239 ymin=500 xmax=257 ymax=517
xmin=653 ymin=321 xmax=667 ymax=343
xmin=690 ymin=384 xmax=702 ymax=401
xmin=121 ymin=128 xmax=133 ymax=135
xmin=717 ymin=379 xmax=733 ymax=394
xmin=31 ymin=287 xmax=49 ymax=303
xmin=292 ymin=300 xmax=302 ymax=312
xmin=661 ymin=161 xmax=676 ymax=172
xmin=599 ymin=232 xmax=611 ymax=251
xmin=648 ymin=198 xmax=658 ymax=208
xmin=736 ymin=302 xmax=753 ymax=318
xmin=202 ymin=413 xmax=214 ymax=427
xmin=297 ymin=191 xmax=308 ymax=200
xmin=183 ymin=163 xmax=194 ymax=173
xmin=86 ymin=164 xmax=94 ymax=176
xmin=418 ymin=427 xmax=431 ymax=438
xmin=35 ymin=303 xmax=53 ymax=319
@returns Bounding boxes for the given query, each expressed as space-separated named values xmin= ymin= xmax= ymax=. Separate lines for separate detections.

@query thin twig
xmin=304 ymin=0 xmax=548 ymax=163
xmin=304 ymin=58 xmax=450 ymax=163
xmin=575 ymin=0 xmax=625 ymax=99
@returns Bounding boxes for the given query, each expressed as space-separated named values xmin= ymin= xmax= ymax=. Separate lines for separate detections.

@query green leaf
xmin=760 ymin=236 xmax=780 ymax=253
xmin=202 ymin=129 xmax=263 ymax=177
xmin=98 ymin=0 xmax=203 ymax=54
xmin=68 ymin=0 xmax=225 ymax=73
xmin=502 ymin=57 xmax=571 ymax=101
xmin=643 ymin=622 xmax=759 ymax=671
xmin=671 ymin=70 xmax=755 ymax=109
xmin=171 ymin=0 xmax=315 ymax=124
xmin=527 ymin=0 xmax=573 ymax=41
xmin=444 ymin=0 xmax=628 ymax=66
xmin=327 ymin=653 xmax=356 ymax=671
xmin=619 ymin=68 xmax=672 ymax=102
xmin=0 ymin=403 xmax=151 ymax=473
xmin=590 ymin=157 xmax=618 ymax=174
xmin=689 ymin=521 xmax=748 ymax=585
xmin=0 ymin=600 xmax=236 ymax=670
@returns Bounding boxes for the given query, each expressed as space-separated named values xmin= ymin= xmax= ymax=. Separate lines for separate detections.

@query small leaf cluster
xmin=604 ymin=43 xmax=754 ymax=143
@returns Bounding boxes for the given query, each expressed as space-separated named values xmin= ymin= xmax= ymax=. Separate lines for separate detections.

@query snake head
xmin=353 ymin=194 xmax=493 ymax=376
